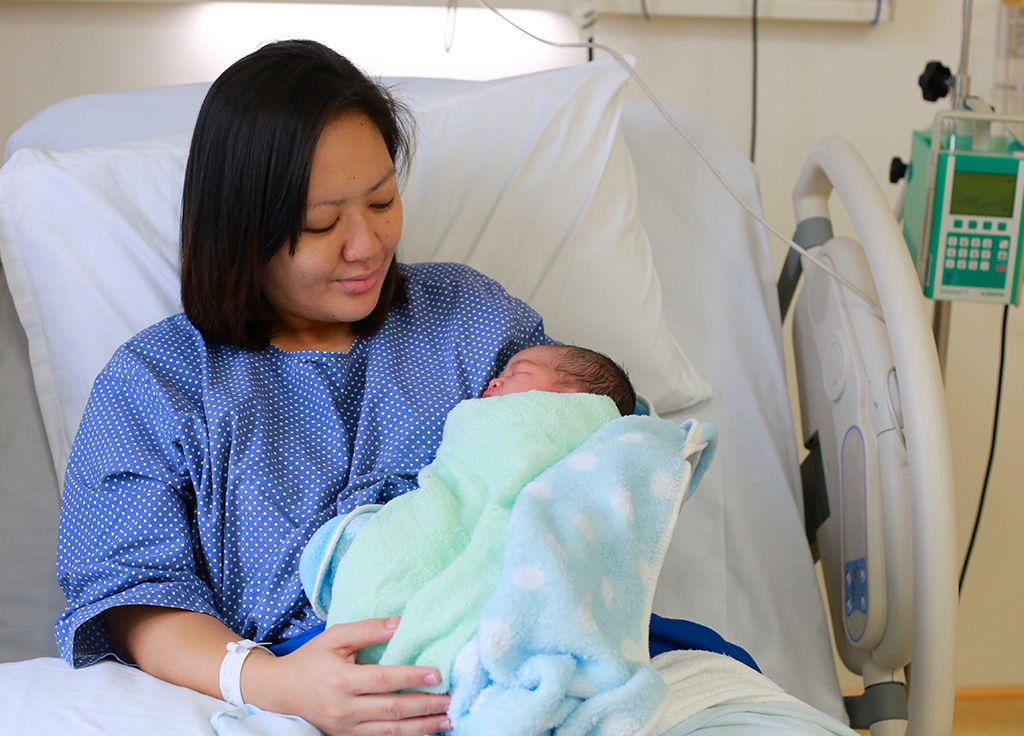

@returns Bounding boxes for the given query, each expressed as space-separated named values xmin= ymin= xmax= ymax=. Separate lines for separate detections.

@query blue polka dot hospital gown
xmin=56 ymin=263 xmax=553 ymax=667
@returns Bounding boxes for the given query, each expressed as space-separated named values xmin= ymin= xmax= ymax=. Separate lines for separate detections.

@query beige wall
xmin=0 ymin=1 xmax=586 ymax=144
xmin=1 ymin=0 xmax=1021 ymax=691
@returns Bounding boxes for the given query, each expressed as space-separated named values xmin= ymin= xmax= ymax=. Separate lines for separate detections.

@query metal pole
xmin=934 ymin=0 xmax=975 ymax=380
xmin=955 ymin=0 xmax=974 ymax=101
xmin=932 ymin=300 xmax=952 ymax=378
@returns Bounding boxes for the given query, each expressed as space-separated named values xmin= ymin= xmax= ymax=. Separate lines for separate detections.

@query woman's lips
xmin=335 ymin=269 xmax=380 ymax=295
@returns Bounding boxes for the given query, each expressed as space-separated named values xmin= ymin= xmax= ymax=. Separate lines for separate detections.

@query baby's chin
xmin=481 ymin=386 xmax=522 ymax=400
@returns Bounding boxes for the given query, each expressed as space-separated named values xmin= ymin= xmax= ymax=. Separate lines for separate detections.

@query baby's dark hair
xmin=551 ymin=346 xmax=637 ymax=416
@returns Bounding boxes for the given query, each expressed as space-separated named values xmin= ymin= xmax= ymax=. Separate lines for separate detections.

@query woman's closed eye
xmin=305 ymin=198 xmax=393 ymax=233
xmin=304 ymin=218 xmax=338 ymax=234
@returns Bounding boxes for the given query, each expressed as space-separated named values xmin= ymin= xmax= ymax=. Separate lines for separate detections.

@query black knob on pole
xmin=919 ymin=60 xmax=952 ymax=102
xmin=890 ymin=157 xmax=909 ymax=183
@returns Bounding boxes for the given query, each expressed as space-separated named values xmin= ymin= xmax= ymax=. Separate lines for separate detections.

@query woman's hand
xmin=243 ymin=617 xmax=452 ymax=736
xmin=105 ymin=606 xmax=449 ymax=736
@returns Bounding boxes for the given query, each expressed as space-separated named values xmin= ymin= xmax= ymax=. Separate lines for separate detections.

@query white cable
xmin=893 ymin=178 xmax=907 ymax=224
xmin=470 ymin=0 xmax=885 ymax=317
xmin=445 ymin=0 xmax=458 ymax=53
xmin=885 ymin=366 xmax=907 ymax=449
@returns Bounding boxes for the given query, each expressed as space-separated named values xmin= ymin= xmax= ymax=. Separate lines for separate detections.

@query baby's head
xmin=482 ymin=345 xmax=636 ymax=416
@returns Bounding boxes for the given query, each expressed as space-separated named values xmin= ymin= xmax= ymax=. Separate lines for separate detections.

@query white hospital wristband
xmin=219 ymin=639 xmax=271 ymax=707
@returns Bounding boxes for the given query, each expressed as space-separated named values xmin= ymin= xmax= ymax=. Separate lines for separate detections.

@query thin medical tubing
xmin=471 ymin=0 xmax=883 ymax=317
xmin=793 ymin=137 xmax=957 ymax=736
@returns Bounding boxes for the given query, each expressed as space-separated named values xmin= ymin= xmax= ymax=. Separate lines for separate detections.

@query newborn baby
xmin=481 ymin=344 xmax=635 ymax=415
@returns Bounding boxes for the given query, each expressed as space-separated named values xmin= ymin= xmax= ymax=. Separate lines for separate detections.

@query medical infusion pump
xmin=901 ymin=112 xmax=1024 ymax=305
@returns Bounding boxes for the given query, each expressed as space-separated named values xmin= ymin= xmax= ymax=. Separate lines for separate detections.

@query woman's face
xmin=263 ymin=111 xmax=403 ymax=346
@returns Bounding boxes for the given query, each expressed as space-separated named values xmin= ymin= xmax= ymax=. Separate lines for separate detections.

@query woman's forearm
xmin=104 ymin=605 xmax=239 ymax=700
xmin=104 ymin=604 xmax=293 ymax=710
xmin=104 ymin=606 xmax=451 ymax=735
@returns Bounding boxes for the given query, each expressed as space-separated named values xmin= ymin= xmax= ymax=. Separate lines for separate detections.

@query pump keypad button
xmin=942 ymin=228 xmax=1011 ymax=289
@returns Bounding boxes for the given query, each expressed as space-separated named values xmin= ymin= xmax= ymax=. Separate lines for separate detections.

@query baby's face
xmin=482 ymin=346 xmax=575 ymax=399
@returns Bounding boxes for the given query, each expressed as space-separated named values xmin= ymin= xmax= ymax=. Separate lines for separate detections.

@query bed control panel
xmin=841 ymin=427 xmax=869 ymax=643
xmin=792 ymin=236 xmax=914 ymax=675
xmin=844 ymin=558 xmax=869 ymax=634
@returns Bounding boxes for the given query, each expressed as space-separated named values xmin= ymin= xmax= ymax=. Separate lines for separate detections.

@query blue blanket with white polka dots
xmin=446 ymin=413 xmax=716 ymax=736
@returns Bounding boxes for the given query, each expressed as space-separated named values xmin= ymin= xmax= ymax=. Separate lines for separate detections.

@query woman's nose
xmin=341 ymin=213 xmax=381 ymax=262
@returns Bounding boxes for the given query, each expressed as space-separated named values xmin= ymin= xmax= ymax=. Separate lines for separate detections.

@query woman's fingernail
xmin=424 ymin=672 xmax=441 ymax=686
xmin=439 ymin=718 xmax=452 ymax=731
xmin=385 ymin=616 xmax=400 ymax=630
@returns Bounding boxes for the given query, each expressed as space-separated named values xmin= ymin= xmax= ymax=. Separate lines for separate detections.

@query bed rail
xmin=791 ymin=137 xmax=957 ymax=736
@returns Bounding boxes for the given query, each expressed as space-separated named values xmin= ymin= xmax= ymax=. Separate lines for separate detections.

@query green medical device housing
xmin=903 ymin=127 xmax=1024 ymax=305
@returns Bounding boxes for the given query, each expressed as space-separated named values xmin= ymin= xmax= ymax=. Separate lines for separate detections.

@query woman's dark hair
xmin=553 ymin=346 xmax=637 ymax=416
xmin=180 ymin=40 xmax=412 ymax=349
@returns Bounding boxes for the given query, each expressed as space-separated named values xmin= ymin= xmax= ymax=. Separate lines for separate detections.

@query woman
xmin=55 ymin=40 xmax=552 ymax=736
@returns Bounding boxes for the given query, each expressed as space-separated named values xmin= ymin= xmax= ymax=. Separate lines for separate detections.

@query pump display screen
xmin=949 ymin=170 xmax=1018 ymax=218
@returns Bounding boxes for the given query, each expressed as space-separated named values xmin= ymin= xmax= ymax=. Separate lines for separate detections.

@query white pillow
xmin=0 ymin=58 xmax=711 ymax=482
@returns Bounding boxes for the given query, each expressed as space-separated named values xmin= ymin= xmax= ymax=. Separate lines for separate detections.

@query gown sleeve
xmin=55 ymin=348 xmax=218 ymax=667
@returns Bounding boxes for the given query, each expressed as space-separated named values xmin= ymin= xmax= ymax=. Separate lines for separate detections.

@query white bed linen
xmin=621 ymin=102 xmax=842 ymax=720
xmin=0 ymin=68 xmax=845 ymax=728
xmin=0 ymin=61 xmax=708 ymax=483
xmin=2 ymin=657 xmax=225 ymax=733
xmin=0 ymin=654 xmax=853 ymax=736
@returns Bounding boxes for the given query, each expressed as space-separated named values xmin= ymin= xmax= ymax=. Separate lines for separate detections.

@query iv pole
xmin=934 ymin=0 xmax=975 ymax=375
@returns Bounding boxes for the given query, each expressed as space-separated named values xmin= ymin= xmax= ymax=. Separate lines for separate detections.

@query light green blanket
xmin=302 ymin=391 xmax=620 ymax=690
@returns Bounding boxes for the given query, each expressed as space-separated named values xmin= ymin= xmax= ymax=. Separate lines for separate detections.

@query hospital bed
xmin=0 ymin=57 xmax=955 ymax=736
